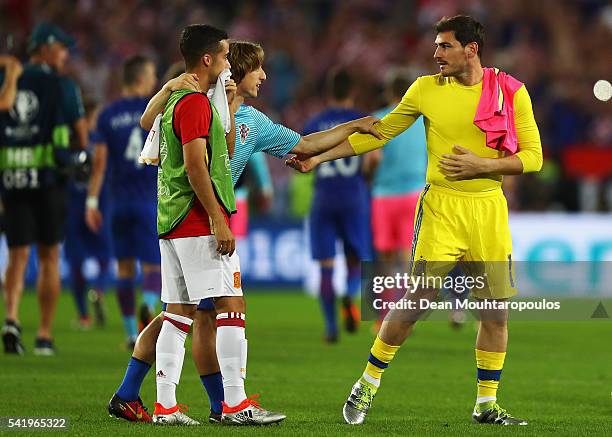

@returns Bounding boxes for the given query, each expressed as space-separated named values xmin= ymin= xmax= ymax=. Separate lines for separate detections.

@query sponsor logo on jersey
xmin=233 ymin=272 xmax=241 ymax=288
xmin=5 ymin=90 xmax=41 ymax=140
xmin=10 ymin=90 xmax=39 ymax=124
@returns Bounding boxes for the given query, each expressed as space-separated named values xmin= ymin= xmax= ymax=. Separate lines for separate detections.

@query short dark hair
xmin=229 ymin=40 xmax=264 ymax=84
xmin=180 ymin=24 xmax=228 ymax=69
xmin=122 ymin=55 xmax=152 ymax=86
xmin=327 ymin=68 xmax=353 ymax=101
xmin=435 ymin=15 xmax=484 ymax=59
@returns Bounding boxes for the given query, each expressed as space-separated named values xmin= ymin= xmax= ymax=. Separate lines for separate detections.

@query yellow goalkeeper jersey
xmin=349 ymin=74 xmax=542 ymax=193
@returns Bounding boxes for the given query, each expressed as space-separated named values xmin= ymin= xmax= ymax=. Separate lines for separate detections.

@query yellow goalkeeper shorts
xmin=410 ymin=184 xmax=516 ymax=299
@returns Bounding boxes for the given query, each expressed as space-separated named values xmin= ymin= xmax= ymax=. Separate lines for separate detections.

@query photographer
xmin=0 ymin=23 xmax=86 ymax=356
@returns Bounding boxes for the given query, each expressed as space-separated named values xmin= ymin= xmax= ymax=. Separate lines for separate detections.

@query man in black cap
xmin=27 ymin=23 xmax=87 ymax=149
xmin=0 ymin=22 xmax=86 ymax=356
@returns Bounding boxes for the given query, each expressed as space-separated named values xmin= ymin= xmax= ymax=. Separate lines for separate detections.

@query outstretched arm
xmin=286 ymin=139 xmax=356 ymax=173
xmin=290 ymin=116 xmax=382 ymax=156
xmin=289 ymin=80 xmax=423 ymax=163
xmin=140 ymin=73 xmax=201 ymax=130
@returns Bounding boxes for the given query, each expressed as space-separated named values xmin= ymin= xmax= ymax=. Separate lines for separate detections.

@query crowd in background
xmin=2 ymin=0 xmax=611 ymax=213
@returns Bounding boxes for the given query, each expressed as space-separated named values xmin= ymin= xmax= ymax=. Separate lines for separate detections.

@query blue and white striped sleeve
xmin=251 ymin=107 xmax=301 ymax=157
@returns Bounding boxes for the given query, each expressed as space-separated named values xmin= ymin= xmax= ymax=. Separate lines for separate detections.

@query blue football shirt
xmin=302 ymin=107 xmax=367 ymax=205
xmin=95 ymin=96 xmax=157 ymax=202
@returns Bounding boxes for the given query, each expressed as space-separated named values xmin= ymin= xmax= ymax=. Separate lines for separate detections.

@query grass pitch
xmin=2 ymin=290 xmax=612 ymax=436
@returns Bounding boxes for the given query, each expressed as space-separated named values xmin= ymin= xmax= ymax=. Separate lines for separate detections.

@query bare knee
xmin=193 ymin=309 xmax=217 ymax=332
xmin=8 ymin=246 xmax=30 ymax=268
xmin=37 ymin=244 xmax=60 ymax=266
xmin=378 ymin=319 xmax=416 ymax=345
xmin=479 ymin=319 xmax=507 ymax=333
xmin=214 ymin=296 xmax=245 ymax=314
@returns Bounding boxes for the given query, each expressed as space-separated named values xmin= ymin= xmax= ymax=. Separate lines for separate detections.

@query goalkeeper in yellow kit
xmin=287 ymin=15 xmax=542 ymax=425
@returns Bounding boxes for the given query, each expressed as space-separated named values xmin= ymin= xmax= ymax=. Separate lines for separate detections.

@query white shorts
xmin=160 ymin=236 xmax=243 ymax=304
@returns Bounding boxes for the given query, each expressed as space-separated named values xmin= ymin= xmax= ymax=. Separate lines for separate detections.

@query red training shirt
xmin=161 ymin=93 xmax=229 ymax=239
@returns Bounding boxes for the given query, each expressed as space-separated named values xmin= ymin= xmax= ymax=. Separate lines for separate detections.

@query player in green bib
xmin=157 ymin=87 xmax=235 ymax=236
xmin=144 ymin=24 xmax=286 ymax=426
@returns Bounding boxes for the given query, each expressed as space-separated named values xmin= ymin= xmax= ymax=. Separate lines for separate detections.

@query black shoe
xmin=342 ymin=296 xmax=360 ymax=333
xmin=2 ymin=321 xmax=25 ymax=355
xmin=33 ymin=337 xmax=55 ymax=356
xmin=108 ymin=393 xmax=152 ymax=422
xmin=209 ymin=410 xmax=222 ymax=423
xmin=89 ymin=289 xmax=106 ymax=327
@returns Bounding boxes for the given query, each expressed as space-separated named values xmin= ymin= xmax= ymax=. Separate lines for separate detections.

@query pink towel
xmin=474 ymin=67 xmax=523 ymax=154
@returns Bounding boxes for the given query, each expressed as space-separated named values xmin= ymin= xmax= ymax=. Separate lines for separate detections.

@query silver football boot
xmin=222 ymin=396 xmax=286 ymax=426
xmin=342 ymin=378 xmax=377 ymax=425
xmin=152 ymin=403 xmax=200 ymax=425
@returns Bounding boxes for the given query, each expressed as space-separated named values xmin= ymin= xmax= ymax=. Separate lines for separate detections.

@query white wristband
xmin=86 ymin=196 xmax=99 ymax=209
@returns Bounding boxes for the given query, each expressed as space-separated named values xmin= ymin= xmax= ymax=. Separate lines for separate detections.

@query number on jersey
xmin=124 ymin=126 xmax=144 ymax=167
xmin=2 ymin=168 xmax=39 ymax=190
xmin=317 ymin=157 xmax=360 ymax=178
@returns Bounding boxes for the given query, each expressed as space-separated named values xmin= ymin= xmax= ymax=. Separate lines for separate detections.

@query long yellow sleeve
xmin=349 ymin=79 xmax=421 ymax=154
xmin=513 ymin=86 xmax=543 ymax=173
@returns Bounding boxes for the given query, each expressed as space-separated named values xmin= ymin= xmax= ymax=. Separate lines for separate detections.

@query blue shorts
xmin=64 ymin=205 xmax=113 ymax=263
xmin=309 ymin=196 xmax=372 ymax=261
xmin=162 ymin=298 xmax=215 ymax=312
xmin=111 ymin=200 xmax=160 ymax=264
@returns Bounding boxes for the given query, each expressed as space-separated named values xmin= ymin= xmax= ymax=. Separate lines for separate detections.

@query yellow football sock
xmin=476 ymin=349 xmax=506 ymax=404
xmin=362 ymin=336 xmax=400 ymax=386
